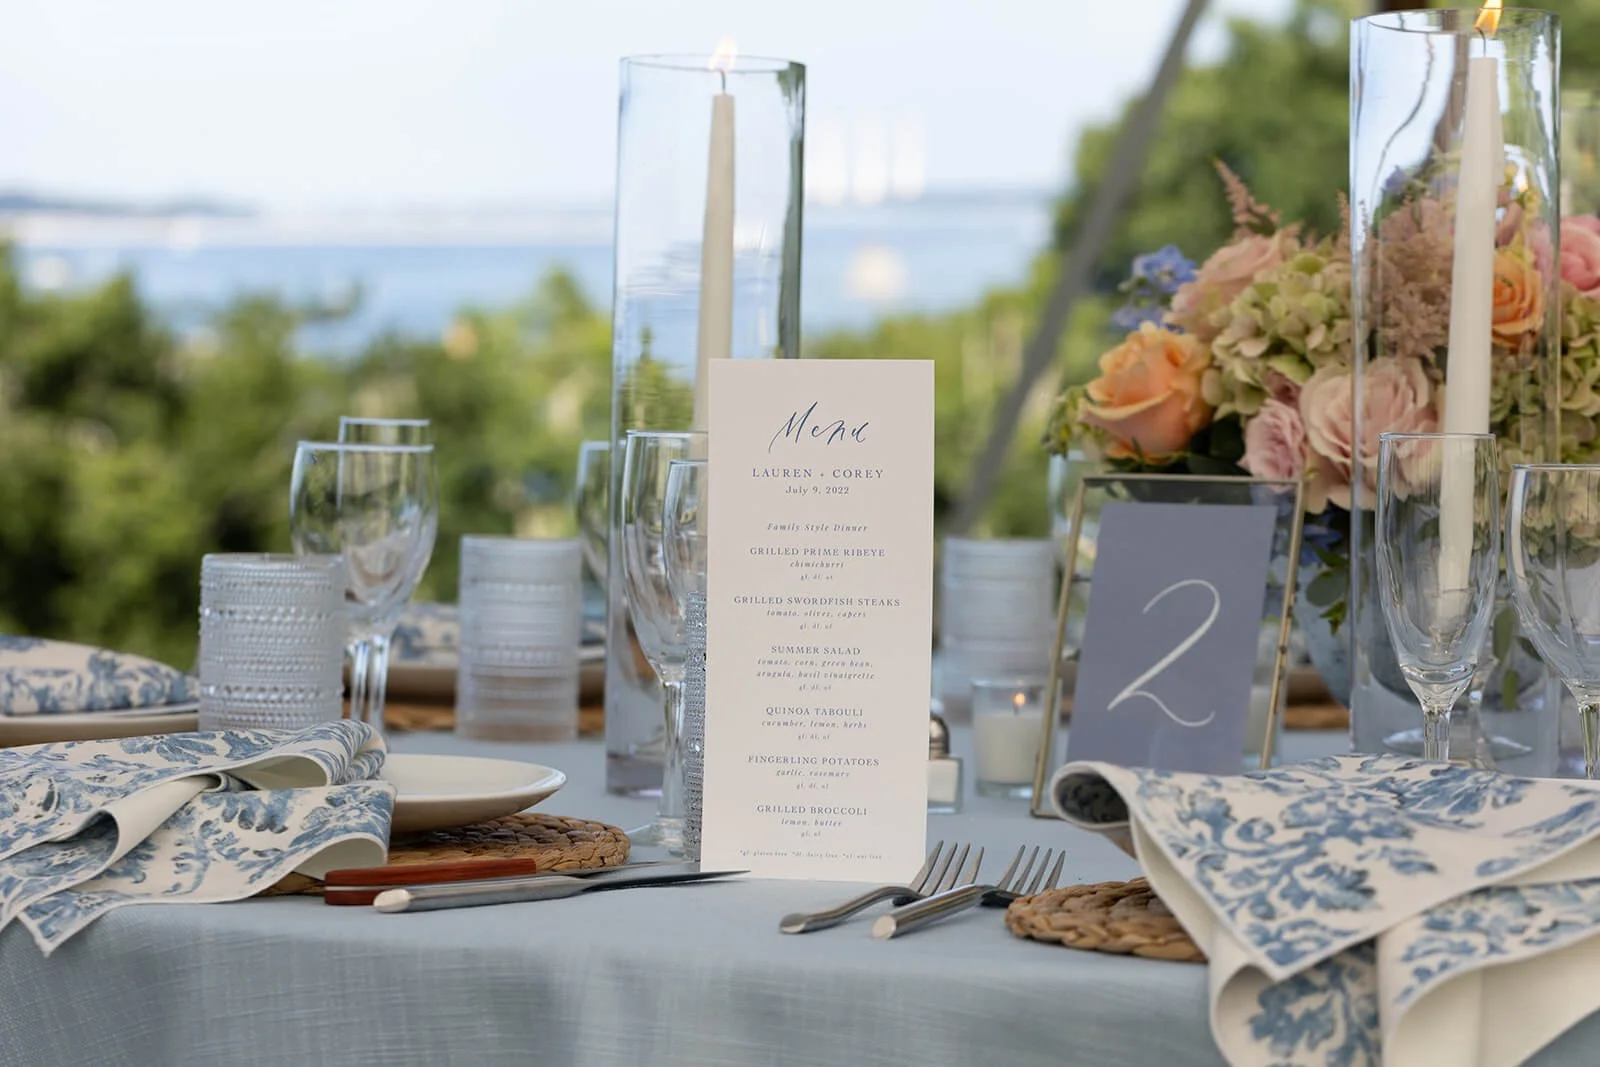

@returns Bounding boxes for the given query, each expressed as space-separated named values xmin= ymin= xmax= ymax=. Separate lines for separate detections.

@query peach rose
xmin=1167 ymin=233 xmax=1292 ymax=342
xmin=1561 ymin=215 xmax=1600 ymax=299
xmin=1491 ymin=246 xmax=1545 ymax=349
xmin=1241 ymin=400 xmax=1306 ymax=481
xmin=1079 ymin=322 xmax=1212 ymax=461
xmin=1297 ymin=357 xmax=1437 ymax=511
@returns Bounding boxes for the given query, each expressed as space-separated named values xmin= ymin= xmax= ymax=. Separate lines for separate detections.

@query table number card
xmin=703 ymin=359 xmax=934 ymax=881
xmin=1065 ymin=500 xmax=1280 ymax=775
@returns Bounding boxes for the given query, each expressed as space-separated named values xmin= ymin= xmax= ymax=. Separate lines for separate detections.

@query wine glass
xmin=573 ymin=440 xmax=611 ymax=645
xmin=573 ymin=441 xmax=611 ymax=588
xmin=337 ymin=418 xmax=440 ymax=715
xmin=290 ymin=441 xmax=438 ymax=727
xmin=663 ymin=460 xmax=708 ymax=606
xmin=1374 ymin=432 xmax=1500 ymax=762
xmin=620 ymin=430 xmax=706 ymax=853
xmin=1506 ymin=463 xmax=1600 ymax=778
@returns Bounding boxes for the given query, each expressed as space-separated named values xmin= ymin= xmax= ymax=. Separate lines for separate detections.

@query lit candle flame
xmin=1013 ymin=690 xmax=1026 ymax=711
xmin=1475 ymin=0 xmax=1502 ymax=37
xmin=709 ymin=37 xmax=738 ymax=73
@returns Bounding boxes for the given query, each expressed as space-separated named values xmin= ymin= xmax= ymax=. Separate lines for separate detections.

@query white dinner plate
xmin=381 ymin=753 xmax=566 ymax=834
xmin=0 ymin=704 xmax=200 ymax=747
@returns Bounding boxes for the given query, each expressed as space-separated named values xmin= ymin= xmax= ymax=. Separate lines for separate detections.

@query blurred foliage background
xmin=4 ymin=0 xmax=1598 ymax=665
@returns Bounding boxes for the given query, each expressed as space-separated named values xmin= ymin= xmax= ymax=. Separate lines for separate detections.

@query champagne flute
xmin=1506 ymin=464 xmax=1600 ymax=778
xmin=290 ymin=441 xmax=438 ymax=727
xmin=1374 ymin=432 xmax=1500 ymax=762
xmin=620 ymin=430 xmax=706 ymax=853
xmin=337 ymin=418 xmax=439 ymax=720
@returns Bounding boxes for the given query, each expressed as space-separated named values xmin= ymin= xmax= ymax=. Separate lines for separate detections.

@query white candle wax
xmin=1445 ymin=55 xmax=1498 ymax=436
xmin=691 ymin=89 xmax=736 ymax=432
xmin=974 ymin=704 xmax=1045 ymax=785
xmin=1440 ymin=54 xmax=1499 ymax=593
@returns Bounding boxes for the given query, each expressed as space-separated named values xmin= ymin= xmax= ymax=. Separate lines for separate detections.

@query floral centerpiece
xmin=1044 ymin=163 xmax=1596 ymax=675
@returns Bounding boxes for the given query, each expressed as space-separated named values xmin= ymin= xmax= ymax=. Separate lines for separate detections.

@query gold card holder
xmin=1030 ymin=473 xmax=1306 ymax=819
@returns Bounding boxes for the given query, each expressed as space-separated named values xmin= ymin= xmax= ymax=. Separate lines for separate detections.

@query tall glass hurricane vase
xmin=1348 ymin=9 xmax=1561 ymax=765
xmin=606 ymin=53 xmax=805 ymax=795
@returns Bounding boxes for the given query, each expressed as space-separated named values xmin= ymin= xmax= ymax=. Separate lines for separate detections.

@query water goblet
xmin=1374 ymin=432 xmax=1500 ymax=763
xmin=1506 ymin=463 xmax=1600 ymax=778
xmin=620 ymin=430 xmax=706 ymax=853
xmin=290 ymin=440 xmax=439 ymax=727
xmin=336 ymin=418 xmax=439 ymax=719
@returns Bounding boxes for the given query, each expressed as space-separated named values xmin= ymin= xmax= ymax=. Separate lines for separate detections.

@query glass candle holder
xmin=605 ymin=52 xmax=805 ymax=795
xmin=1348 ymin=9 xmax=1561 ymax=761
xmin=972 ymin=678 xmax=1047 ymax=799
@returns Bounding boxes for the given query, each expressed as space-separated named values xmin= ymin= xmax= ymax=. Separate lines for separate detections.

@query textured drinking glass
xmin=289 ymin=441 xmax=438 ymax=728
xmin=1506 ymin=465 xmax=1600 ymax=778
xmin=198 ymin=554 xmax=347 ymax=730
xmin=607 ymin=53 xmax=804 ymax=796
xmin=1374 ymin=433 xmax=1500 ymax=762
xmin=620 ymin=431 xmax=706 ymax=853
xmin=937 ymin=537 xmax=1056 ymax=720
xmin=455 ymin=536 xmax=582 ymax=742
xmin=664 ymin=459 xmax=709 ymax=862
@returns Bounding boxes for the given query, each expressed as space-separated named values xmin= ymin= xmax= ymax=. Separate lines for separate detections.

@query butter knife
xmin=372 ymin=864 xmax=747 ymax=913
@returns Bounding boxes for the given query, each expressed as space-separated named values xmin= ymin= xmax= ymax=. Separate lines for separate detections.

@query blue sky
xmin=0 ymin=0 xmax=1292 ymax=209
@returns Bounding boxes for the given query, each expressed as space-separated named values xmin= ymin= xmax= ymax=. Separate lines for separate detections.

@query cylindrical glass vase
xmin=1349 ymin=10 xmax=1561 ymax=768
xmin=606 ymin=53 xmax=805 ymax=795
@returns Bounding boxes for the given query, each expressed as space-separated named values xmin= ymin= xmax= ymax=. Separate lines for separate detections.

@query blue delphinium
xmin=1111 ymin=245 xmax=1196 ymax=332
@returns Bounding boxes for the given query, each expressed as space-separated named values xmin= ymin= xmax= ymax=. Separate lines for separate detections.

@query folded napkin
xmin=0 ymin=635 xmax=196 ymax=714
xmin=1052 ymin=755 xmax=1600 ymax=1067
xmin=391 ymin=603 xmax=459 ymax=665
xmin=0 ymin=721 xmax=392 ymax=954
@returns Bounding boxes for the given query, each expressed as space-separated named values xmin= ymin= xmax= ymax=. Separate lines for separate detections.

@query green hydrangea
xmin=1205 ymin=243 xmax=1352 ymax=419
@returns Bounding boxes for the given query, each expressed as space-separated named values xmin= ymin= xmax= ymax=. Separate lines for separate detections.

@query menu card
xmin=702 ymin=359 xmax=934 ymax=881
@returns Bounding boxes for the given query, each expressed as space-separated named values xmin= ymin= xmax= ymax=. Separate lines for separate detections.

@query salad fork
xmin=870 ymin=845 xmax=1065 ymax=940
xmin=779 ymin=841 xmax=979 ymax=934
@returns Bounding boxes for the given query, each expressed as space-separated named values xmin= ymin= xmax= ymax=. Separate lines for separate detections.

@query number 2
xmin=1106 ymin=578 xmax=1219 ymax=729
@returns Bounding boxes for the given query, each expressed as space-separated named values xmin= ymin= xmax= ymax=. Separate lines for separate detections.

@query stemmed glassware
xmin=1506 ymin=464 xmax=1600 ymax=779
xmin=574 ymin=441 xmax=611 ymax=588
xmin=290 ymin=440 xmax=439 ymax=727
xmin=336 ymin=418 xmax=440 ymax=721
xmin=1374 ymin=432 xmax=1501 ymax=763
xmin=619 ymin=430 xmax=706 ymax=853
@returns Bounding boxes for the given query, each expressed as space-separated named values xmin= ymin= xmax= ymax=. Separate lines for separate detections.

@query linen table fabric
xmin=0 ymin=721 xmax=391 ymax=954
xmin=1051 ymin=755 xmax=1600 ymax=1067
xmin=0 ymin=635 xmax=196 ymax=714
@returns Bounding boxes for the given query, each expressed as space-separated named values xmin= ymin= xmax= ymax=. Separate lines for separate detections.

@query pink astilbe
xmin=1217 ymin=160 xmax=1282 ymax=238
xmin=1373 ymin=197 xmax=1453 ymax=365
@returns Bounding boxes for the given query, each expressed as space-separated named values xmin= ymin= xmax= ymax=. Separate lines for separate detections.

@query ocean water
xmin=11 ymin=194 xmax=1053 ymax=354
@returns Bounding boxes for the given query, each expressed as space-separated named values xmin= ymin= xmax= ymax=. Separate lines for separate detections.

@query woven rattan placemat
xmin=384 ymin=703 xmax=606 ymax=736
xmin=1006 ymin=877 xmax=1205 ymax=963
xmin=267 ymin=811 xmax=631 ymax=896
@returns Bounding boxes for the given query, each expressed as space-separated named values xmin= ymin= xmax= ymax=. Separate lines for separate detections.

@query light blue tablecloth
xmin=4 ymin=728 xmax=1600 ymax=1067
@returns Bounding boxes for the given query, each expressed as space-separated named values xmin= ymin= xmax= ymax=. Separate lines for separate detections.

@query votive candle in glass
xmin=972 ymin=678 xmax=1047 ymax=799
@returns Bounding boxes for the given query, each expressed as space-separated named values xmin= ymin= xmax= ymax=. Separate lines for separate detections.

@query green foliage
xmin=0 ymin=248 xmax=609 ymax=666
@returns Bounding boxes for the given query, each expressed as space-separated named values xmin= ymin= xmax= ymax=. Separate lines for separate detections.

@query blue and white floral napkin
xmin=0 ymin=635 xmax=196 ymax=714
xmin=0 ymin=721 xmax=392 ymax=954
xmin=1052 ymin=755 xmax=1600 ymax=1067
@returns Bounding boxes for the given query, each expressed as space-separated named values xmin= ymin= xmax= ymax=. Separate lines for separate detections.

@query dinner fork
xmin=870 ymin=845 xmax=1065 ymax=940
xmin=778 ymin=841 xmax=978 ymax=934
